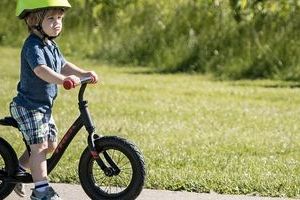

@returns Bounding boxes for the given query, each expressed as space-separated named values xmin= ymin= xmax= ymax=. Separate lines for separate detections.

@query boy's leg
xmin=17 ymin=140 xmax=56 ymax=170
xmin=14 ymin=141 xmax=58 ymax=198
xmin=18 ymin=140 xmax=57 ymax=170
xmin=14 ymin=151 xmax=30 ymax=197
xmin=14 ymin=142 xmax=49 ymax=198
xmin=30 ymin=141 xmax=61 ymax=200
xmin=47 ymin=141 xmax=58 ymax=154
xmin=30 ymin=142 xmax=48 ymax=182
xmin=19 ymin=150 xmax=30 ymax=170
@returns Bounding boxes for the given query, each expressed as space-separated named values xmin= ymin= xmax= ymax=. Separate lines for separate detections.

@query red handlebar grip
xmin=63 ymin=80 xmax=74 ymax=90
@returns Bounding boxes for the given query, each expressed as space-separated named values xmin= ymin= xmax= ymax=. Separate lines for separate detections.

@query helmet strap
xmin=34 ymin=25 xmax=59 ymax=41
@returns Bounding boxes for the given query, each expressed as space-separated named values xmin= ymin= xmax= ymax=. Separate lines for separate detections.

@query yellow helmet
xmin=16 ymin=0 xmax=71 ymax=19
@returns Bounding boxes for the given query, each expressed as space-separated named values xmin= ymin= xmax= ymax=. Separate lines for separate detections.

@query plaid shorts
xmin=10 ymin=102 xmax=57 ymax=145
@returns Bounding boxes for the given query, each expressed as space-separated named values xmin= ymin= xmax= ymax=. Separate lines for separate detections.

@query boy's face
xmin=42 ymin=11 xmax=64 ymax=37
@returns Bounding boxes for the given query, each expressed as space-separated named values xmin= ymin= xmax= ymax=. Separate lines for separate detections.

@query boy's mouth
xmin=54 ymin=26 xmax=61 ymax=30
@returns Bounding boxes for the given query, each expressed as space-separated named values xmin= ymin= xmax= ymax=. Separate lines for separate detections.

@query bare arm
xmin=33 ymin=63 xmax=98 ymax=88
xmin=34 ymin=65 xmax=66 ymax=84
xmin=61 ymin=61 xmax=99 ymax=84
xmin=61 ymin=61 xmax=88 ymax=77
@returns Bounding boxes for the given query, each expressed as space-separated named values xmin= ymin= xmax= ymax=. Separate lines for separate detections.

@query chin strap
xmin=33 ymin=24 xmax=59 ymax=41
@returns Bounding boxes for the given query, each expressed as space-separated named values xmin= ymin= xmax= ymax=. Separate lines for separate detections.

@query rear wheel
xmin=79 ymin=136 xmax=146 ymax=200
xmin=0 ymin=138 xmax=18 ymax=199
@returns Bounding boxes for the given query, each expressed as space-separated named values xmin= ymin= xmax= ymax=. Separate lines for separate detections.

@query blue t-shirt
xmin=13 ymin=34 xmax=66 ymax=113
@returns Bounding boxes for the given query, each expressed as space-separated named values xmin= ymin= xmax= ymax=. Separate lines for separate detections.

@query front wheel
xmin=79 ymin=136 xmax=146 ymax=200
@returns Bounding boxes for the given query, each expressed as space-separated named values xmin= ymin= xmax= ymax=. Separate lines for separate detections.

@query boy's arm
xmin=61 ymin=61 xmax=98 ymax=83
xmin=61 ymin=61 xmax=87 ymax=77
xmin=34 ymin=64 xmax=67 ymax=84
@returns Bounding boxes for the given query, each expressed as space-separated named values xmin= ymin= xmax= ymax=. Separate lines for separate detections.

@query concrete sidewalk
xmin=6 ymin=183 xmax=295 ymax=200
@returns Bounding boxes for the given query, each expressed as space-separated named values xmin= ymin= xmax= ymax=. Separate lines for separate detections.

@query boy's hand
xmin=64 ymin=75 xmax=81 ymax=88
xmin=84 ymin=71 xmax=98 ymax=84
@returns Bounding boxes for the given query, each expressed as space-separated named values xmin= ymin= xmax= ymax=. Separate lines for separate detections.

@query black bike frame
xmin=1 ymin=78 xmax=119 ymax=184
xmin=5 ymin=81 xmax=101 ymax=183
xmin=1 ymin=80 xmax=122 ymax=184
xmin=47 ymin=83 xmax=99 ymax=176
xmin=47 ymin=116 xmax=84 ymax=174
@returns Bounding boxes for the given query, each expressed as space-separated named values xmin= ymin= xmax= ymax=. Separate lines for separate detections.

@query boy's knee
xmin=47 ymin=146 xmax=55 ymax=154
xmin=47 ymin=142 xmax=57 ymax=153
xmin=30 ymin=142 xmax=49 ymax=153
xmin=30 ymin=141 xmax=57 ymax=154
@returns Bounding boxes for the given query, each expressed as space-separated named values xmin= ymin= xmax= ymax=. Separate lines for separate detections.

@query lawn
xmin=0 ymin=47 xmax=299 ymax=198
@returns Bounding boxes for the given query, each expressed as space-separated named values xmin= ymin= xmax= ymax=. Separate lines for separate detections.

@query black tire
xmin=0 ymin=138 xmax=18 ymax=199
xmin=79 ymin=136 xmax=146 ymax=200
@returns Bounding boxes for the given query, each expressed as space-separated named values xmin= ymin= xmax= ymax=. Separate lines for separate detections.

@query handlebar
xmin=63 ymin=76 xmax=94 ymax=90
xmin=63 ymin=76 xmax=95 ymax=103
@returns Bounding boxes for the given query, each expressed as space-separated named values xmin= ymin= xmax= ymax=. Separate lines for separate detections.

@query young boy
xmin=11 ymin=0 xmax=98 ymax=199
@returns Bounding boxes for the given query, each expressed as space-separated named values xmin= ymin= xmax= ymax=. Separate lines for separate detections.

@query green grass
xmin=0 ymin=46 xmax=299 ymax=198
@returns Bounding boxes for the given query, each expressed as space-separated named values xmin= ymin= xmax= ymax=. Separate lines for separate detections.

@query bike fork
xmin=87 ymin=134 xmax=121 ymax=176
xmin=80 ymin=98 xmax=120 ymax=176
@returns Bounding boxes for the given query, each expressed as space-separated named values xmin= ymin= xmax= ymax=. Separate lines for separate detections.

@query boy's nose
xmin=54 ymin=19 xmax=62 ymax=25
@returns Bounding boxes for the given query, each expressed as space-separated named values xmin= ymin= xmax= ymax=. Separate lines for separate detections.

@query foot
xmin=30 ymin=186 xmax=62 ymax=200
xmin=14 ymin=182 xmax=26 ymax=197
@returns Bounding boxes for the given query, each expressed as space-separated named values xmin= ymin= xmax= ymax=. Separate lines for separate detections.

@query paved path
xmin=6 ymin=183 xmax=296 ymax=200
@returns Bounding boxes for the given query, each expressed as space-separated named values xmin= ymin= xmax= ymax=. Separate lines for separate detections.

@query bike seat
xmin=0 ymin=117 xmax=18 ymax=128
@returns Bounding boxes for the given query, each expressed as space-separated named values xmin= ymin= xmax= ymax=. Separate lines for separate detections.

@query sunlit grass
xmin=0 ymin=47 xmax=299 ymax=198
